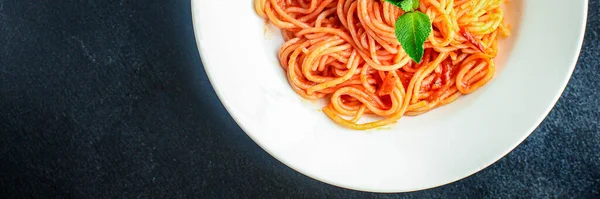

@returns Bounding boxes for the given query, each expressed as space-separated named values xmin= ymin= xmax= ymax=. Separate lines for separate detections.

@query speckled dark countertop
xmin=0 ymin=0 xmax=598 ymax=198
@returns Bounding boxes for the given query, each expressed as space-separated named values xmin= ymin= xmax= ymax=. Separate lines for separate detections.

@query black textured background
xmin=0 ymin=0 xmax=599 ymax=198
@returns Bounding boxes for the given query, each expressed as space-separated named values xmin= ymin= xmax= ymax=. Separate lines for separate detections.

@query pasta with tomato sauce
xmin=254 ymin=0 xmax=511 ymax=130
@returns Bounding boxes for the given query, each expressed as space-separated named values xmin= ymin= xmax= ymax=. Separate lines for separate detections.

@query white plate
xmin=191 ymin=0 xmax=587 ymax=192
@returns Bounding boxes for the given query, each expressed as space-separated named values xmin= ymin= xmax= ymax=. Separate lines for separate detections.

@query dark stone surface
xmin=0 ymin=0 xmax=598 ymax=198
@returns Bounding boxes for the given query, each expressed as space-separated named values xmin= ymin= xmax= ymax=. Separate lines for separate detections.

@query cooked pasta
xmin=255 ymin=0 xmax=511 ymax=130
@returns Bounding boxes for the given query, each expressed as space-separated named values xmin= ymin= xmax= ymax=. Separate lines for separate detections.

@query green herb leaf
xmin=383 ymin=0 xmax=403 ymax=9
xmin=399 ymin=0 xmax=419 ymax=12
xmin=384 ymin=0 xmax=432 ymax=62
xmin=395 ymin=12 xmax=431 ymax=63
xmin=384 ymin=0 xmax=419 ymax=12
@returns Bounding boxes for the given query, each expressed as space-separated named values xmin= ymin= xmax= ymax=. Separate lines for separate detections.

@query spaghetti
xmin=255 ymin=0 xmax=511 ymax=130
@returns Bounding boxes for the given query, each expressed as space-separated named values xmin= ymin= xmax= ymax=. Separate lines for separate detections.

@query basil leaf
xmin=384 ymin=0 xmax=418 ymax=12
xmin=383 ymin=0 xmax=403 ymax=9
xmin=400 ymin=0 xmax=419 ymax=12
xmin=395 ymin=12 xmax=431 ymax=63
